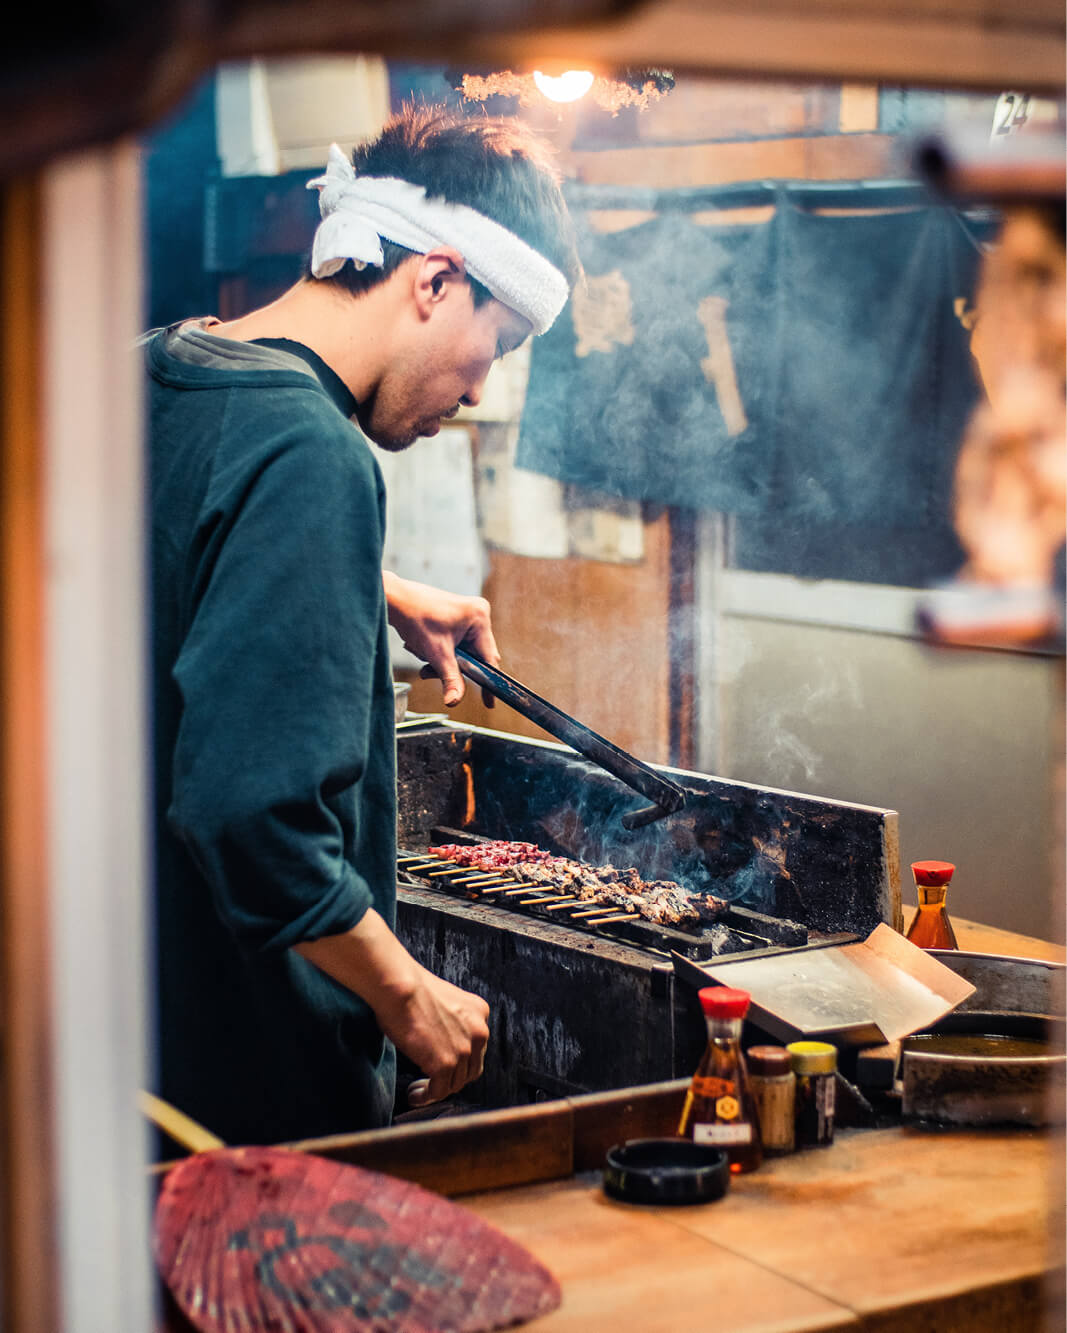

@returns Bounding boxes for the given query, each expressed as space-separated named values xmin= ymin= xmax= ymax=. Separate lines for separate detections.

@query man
xmin=147 ymin=106 xmax=579 ymax=1145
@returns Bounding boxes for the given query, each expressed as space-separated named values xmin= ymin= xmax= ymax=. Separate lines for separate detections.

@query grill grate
xmin=397 ymin=832 xmax=808 ymax=962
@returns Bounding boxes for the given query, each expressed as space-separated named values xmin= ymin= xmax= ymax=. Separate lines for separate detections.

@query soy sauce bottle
xmin=678 ymin=986 xmax=762 ymax=1174
xmin=905 ymin=860 xmax=959 ymax=950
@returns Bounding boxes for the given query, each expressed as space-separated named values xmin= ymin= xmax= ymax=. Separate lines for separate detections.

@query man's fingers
xmin=415 ymin=643 xmax=464 ymax=707
xmin=418 ymin=661 xmax=465 ymax=706
xmin=440 ymin=669 xmax=464 ymax=707
xmin=470 ymin=1035 xmax=487 ymax=1083
xmin=451 ymin=1034 xmax=487 ymax=1095
xmin=463 ymin=621 xmax=500 ymax=668
xmin=407 ymin=1064 xmax=467 ymax=1108
xmin=460 ymin=622 xmax=499 ymax=706
xmin=427 ymin=1071 xmax=454 ymax=1104
xmin=408 ymin=1034 xmax=487 ymax=1108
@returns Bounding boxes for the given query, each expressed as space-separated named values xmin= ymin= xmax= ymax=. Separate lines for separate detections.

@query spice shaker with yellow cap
xmin=787 ymin=1041 xmax=837 ymax=1147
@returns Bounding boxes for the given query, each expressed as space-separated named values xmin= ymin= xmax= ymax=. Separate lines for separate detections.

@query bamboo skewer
xmin=395 ymin=713 xmax=450 ymax=730
xmin=140 ymin=1091 xmax=225 ymax=1154
xmin=400 ymin=852 xmax=645 ymax=931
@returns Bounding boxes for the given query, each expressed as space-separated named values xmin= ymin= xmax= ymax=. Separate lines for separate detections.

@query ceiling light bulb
xmin=532 ymin=70 xmax=595 ymax=104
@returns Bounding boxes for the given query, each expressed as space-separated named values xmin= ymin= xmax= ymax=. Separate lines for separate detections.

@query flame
xmin=532 ymin=70 xmax=595 ymax=104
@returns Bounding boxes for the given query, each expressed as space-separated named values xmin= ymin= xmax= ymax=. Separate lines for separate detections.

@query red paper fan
xmin=156 ymin=1146 xmax=565 ymax=1333
xmin=155 ymin=1146 xmax=560 ymax=1333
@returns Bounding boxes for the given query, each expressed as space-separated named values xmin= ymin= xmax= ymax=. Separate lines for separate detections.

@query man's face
xmin=357 ymin=284 xmax=531 ymax=451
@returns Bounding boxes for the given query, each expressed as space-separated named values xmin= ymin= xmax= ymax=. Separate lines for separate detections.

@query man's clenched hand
xmin=375 ymin=963 xmax=490 ymax=1107
xmin=295 ymin=909 xmax=490 ymax=1107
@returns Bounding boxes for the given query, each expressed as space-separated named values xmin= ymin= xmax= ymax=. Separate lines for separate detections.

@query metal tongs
xmin=456 ymin=647 xmax=686 ymax=829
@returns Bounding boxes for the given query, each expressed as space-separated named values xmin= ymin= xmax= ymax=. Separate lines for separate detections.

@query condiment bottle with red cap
xmin=905 ymin=860 xmax=959 ymax=950
xmin=677 ymin=987 xmax=763 ymax=1174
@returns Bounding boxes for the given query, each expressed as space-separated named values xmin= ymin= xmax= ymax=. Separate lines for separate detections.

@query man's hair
xmin=303 ymin=104 xmax=580 ymax=307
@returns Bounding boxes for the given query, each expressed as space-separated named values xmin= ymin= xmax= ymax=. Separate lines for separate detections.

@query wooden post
xmin=0 ymin=173 xmax=58 ymax=1333
xmin=668 ymin=505 xmax=697 ymax=771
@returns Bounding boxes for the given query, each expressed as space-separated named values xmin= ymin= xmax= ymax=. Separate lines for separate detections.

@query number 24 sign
xmin=992 ymin=92 xmax=1032 ymax=139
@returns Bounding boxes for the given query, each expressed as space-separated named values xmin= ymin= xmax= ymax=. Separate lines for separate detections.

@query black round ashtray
xmin=602 ymin=1138 xmax=731 ymax=1206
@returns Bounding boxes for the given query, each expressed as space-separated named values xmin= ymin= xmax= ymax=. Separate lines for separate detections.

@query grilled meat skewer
xmin=427 ymin=840 xmax=725 ymax=930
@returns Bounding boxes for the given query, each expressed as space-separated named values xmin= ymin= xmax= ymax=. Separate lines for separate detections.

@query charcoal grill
xmin=393 ymin=720 xmax=900 ymax=1109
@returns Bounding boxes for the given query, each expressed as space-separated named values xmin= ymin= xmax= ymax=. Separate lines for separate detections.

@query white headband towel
xmin=307 ymin=144 xmax=569 ymax=336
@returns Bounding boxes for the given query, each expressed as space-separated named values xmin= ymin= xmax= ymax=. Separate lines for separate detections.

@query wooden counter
xmin=452 ymin=919 xmax=1066 ymax=1331
xmin=901 ymin=908 xmax=1066 ymax=966
xmin=296 ymin=1072 xmax=1062 ymax=1333
xmin=293 ymin=919 xmax=1064 ymax=1332
xmin=461 ymin=1124 xmax=1061 ymax=1332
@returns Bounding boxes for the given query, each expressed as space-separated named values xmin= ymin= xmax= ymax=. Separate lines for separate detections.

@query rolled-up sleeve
xmin=168 ymin=408 xmax=387 ymax=954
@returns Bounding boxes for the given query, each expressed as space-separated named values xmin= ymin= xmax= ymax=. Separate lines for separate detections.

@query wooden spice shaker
xmin=746 ymin=1045 xmax=795 ymax=1154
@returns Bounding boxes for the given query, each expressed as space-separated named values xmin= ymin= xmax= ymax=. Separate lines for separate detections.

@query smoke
xmin=535 ymin=771 xmax=782 ymax=914
xmin=712 ymin=623 xmax=864 ymax=792
xmin=754 ymin=668 xmax=861 ymax=790
xmin=755 ymin=721 xmax=824 ymax=788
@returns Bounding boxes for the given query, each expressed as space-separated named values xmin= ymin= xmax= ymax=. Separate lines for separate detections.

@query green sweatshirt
xmin=147 ymin=322 xmax=396 ymax=1144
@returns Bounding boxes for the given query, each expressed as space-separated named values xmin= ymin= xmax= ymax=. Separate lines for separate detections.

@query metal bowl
xmin=901 ymin=952 xmax=1066 ymax=1127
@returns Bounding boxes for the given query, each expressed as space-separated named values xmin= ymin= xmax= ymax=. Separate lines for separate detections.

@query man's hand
xmin=374 ymin=963 xmax=490 ymax=1107
xmin=382 ymin=570 xmax=499 ymax=707
xmin=295 ymin=909 xmax=490 ymax=1107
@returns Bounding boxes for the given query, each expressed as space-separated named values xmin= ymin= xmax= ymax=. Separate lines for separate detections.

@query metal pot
xmin=900 ymin=951 xmax=1065 ymax=1127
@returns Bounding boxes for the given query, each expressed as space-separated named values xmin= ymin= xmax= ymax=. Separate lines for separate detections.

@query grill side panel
xmin=396 ymin=886 xmax=707 ymax=1107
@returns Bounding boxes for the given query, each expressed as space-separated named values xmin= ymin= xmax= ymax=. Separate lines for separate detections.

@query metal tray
xmin=673 ymin=923 xmax=977 ymax=1045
